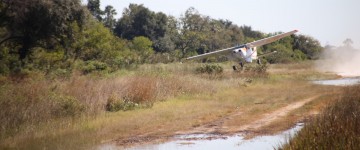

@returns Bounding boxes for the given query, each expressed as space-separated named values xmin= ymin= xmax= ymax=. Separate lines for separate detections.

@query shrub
xmin=195 ymin=64 xmax=223 ymax=74
xmin=45 ymin=68 xmax=72 ymax=80
xmin=81 ymin=61 xmax=108 ymax=74
xmin=105 ymin=95 xmax=139 ymax=112
xmin=105 ymin=77 xmax=160 ymax=112
xmin=124 ymin=77 xmax=157 ymax=104
xmin=0 ymin=63 xmax=9 ymax=75
xmin=51 ymin=94 xmax=86 ymax=117
xmin=244 ymin=63 xmax=268 ymax=74
xmin=232 ymin=63 xmax=269 ymax=78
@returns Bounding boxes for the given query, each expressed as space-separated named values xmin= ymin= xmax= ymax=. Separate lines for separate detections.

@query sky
xmin=82 ymin=0 xmax=360 ymax=49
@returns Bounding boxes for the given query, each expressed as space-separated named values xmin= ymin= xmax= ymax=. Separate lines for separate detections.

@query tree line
xmin=0 ymin=0 xmax=323 ymax=75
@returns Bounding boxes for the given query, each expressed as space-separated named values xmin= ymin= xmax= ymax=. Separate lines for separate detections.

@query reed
xmin=281 ymin=85 xmax=360 ymax=149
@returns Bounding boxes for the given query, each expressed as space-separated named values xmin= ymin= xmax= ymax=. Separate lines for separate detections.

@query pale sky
xmin=83 ymin=0 xmax=360 ymax=49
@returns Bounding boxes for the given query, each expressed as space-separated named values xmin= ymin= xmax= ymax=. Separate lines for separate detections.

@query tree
xmin=153 ymin=15 xmax=177 ymax=53
xmin=69 ymin=18 xmax=132 ymax=70
xmin=173 ymin=7 xmax=210 ymax=58
xmin=0 ymin=1 xmax=8 ymax=27
xmin=0 ymin=0 xmax=86 ymax=64
xmin=87 ymin=0 xmax=103 ymax=21
xmin=240 ymin=25 xmax=264 ymax=40
xmin=130 ymin=36 xmax=154 ymax=63
xmin=293 ymin=34 xmax=323 ymax=59
xmin=103 ymin=5 xmax=117 ymax=31
xmin=265 ymin=44 xmax=293 ymax=63
xmin=219 ymin=19 xmax=233 ymax=29
xmin=114 ymin=4 xmax=168 ymax=51
xmin=172 ymin=7 xmax=244 ymax=59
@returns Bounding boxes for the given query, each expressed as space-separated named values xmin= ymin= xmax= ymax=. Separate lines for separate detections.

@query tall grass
xmin=0 ymin=63 xmax=314 ymax=149
xmin=0 ymin=77 xmax=74 ymax=139
xmin=0 ymin=64 xmax=222 ymax=141
xmin=281 ymin=85 xmax=360 ymax=149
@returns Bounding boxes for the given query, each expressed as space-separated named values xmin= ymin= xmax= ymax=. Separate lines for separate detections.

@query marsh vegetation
xmin=0 ymin=62 xmax=339 ymax=149
xmin=281 ymin=85 xmax=360 ymax=149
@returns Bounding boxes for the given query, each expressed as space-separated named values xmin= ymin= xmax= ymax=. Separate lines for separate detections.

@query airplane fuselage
xmin=228 ymin=47 xmax=257 ymax=63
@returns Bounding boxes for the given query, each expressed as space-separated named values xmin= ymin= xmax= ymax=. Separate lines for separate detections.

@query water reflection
xmin=100 ymin=123 xmax=303 ymax=150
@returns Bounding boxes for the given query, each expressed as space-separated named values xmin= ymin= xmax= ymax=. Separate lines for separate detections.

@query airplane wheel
xmin=257 ymin=59 xmax=261 ymax=65
xmin=239 ymin=62 xmax=244 ymax=68
xmin=232 ymin=65 xmax=237 ymax=71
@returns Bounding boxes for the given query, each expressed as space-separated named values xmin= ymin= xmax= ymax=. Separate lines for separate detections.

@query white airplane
xmin=186 ymin=30 xmax=298 ymax=70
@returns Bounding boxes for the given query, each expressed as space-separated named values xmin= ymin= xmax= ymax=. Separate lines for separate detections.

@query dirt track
xmin=116 ymin=95 xmax=319 ymax=146
xmin=175 ymin=95 xmax=319 ymax=136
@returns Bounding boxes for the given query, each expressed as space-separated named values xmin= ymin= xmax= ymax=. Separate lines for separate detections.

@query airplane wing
xmin=185 ymin=46 xmax=241 ymax=60
xmin=245 ymin=30 xmax=298 ymax=48
xmin=186 ymin=30 xmax=298 ymax=60
xmin=257 ymin=51 xmax=277 ymax=58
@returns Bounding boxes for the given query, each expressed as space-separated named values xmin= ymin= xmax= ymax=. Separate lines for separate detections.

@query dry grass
xmin=0 ymin=61 xmax=335 ymax=149
xmin=220 ymin=79 xmax=331 ymax=129
xmin=0 ymin=63 xmax=221 ymax=148
xmin=281 ymin=85 xmax=360 ymax=149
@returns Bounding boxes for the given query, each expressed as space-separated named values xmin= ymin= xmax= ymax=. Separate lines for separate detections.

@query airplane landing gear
xmin=232 ymin=65 xmax=237 ymax=71
xmin=239 ymin=62 xmax=244 ymax=68
xmin=233 ymin=62 xmax=244 ymax=71
xmin=257 ymin=59 xmax=261 ymax=65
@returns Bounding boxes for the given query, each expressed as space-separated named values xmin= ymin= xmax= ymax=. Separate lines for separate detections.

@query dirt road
xmin=175 ymin=96 xmax=319 ymax=136
xmin=115 ymin=95 xmax=319 ymax=146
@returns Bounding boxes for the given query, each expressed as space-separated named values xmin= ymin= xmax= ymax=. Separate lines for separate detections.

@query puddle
xmin=98 ymin=123 xmax=303 ymax=150
xmin=312 ymin=77 xmax=360 ymax=86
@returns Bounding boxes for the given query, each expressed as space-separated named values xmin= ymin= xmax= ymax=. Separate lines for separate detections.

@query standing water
xmin=312 ymin=77 xmax=360 ymax=86
xmin=99 ymin=123 xmax=303 ymax=150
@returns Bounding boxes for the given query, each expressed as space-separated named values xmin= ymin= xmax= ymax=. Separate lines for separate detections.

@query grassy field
xmin=0 ymin=61 xmax=339 ymax=149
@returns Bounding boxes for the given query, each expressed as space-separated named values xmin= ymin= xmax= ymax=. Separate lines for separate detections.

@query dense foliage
xmin=0 ymin=0 xmax=323 ymax=75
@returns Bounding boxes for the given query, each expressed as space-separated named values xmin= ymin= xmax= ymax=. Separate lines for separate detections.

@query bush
xmin=231 ymin=63 xmax=269 ymax=78
xmin=105 ymin=76 xmax=160 ymax=112
xmin=124 ymin=77 xmax=157 ymax=104
xmin=243 ymin=63 xmax=268 ymax=74
xmin=0 ymin=63 xmax=9 ymax=75
xmin=195 ymin=64 xmax=223 ymax=74
xmin=81 ymin=61 xmax=108 ymax=74
xmin=51 ymin=94 xmax=85 ymax=117
xmin=105 ymin=95 xmax=139 ymax=112
xmin=44 ymin=68 xmax=72 ymax=80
